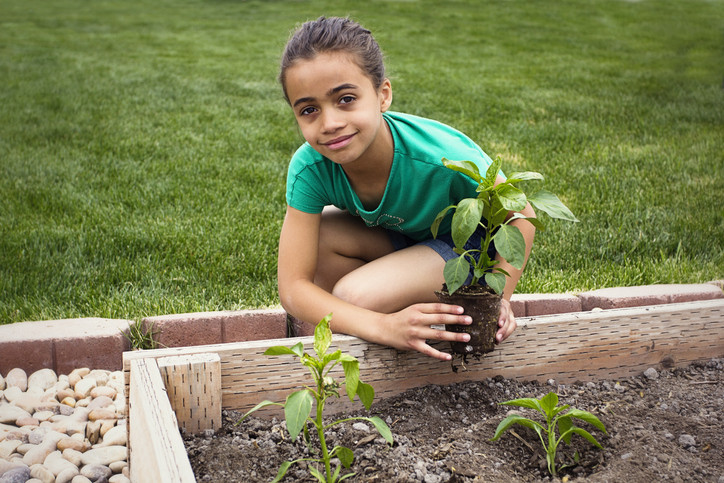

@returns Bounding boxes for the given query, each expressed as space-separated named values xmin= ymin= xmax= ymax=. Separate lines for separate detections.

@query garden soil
xmin=184 ymin=358 xmax=723 ymax=482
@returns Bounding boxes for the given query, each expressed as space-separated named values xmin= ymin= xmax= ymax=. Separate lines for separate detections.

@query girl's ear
xmin=378 ymin=78 xmax=393 ymax=112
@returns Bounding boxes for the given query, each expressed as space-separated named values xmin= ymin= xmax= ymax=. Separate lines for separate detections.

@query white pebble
xmin=5 ymin=368 xmax=28 ymax=392
xmin=28 ymin=369 xmax=58 ymax=392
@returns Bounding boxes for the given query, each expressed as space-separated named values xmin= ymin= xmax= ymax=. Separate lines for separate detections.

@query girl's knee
xmin=331 ymin=277 xmax=378 ymax=311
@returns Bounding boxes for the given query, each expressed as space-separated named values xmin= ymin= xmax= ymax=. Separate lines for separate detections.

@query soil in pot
xmin=435 ymin=284 xmax=501 ymax=360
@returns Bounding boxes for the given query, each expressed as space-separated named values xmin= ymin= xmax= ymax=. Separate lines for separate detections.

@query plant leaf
xmin=314 ymin=314 xmax=333 ymax=358
xmin=431 ymin=205 xmax=456 ymax=238
xmin=236 ymin=400 xmax=283 ymax=424
xmin=528 ymin=190 xmax=579 ymax=222
xmin=366 ymin=416 xmax=394 ymax=445
xmin=558 ymin=415 xmax=574 ymax=444
xmin=491 ymin=414 xmax=544 ymax=441
xmin=285 ymin=390 xmax=313 ymax=440
xmin=493 ymin=224 xmax=526 ymax=269
xmin=271 ymin=461 xmax=295 ymax=483
xmin=484 ymin=156 xmax=502 ymax=188
xmin=564 ymin=409 xmax=607 ymax=433
xmin=342 ymin=359 xmax=360 ymax=401
xmin=334 ymin=445 xmax=355 ymax=468
xmin=485 ymin=272 xmax=506 ymax=295
xmin=356 ymin=382 xmax=375 ymax=410
xmin=443 ymin=255 xmax=470 ymax=295
xmin=264 ymin=345 xmax=301 ymax=357
xmin=451 ymin=198 xmax=484 ymax=249
xmin=505 ymin=171 xmax=544 ymax=182
xmin=567 ymin=427 xmax=604 ymax=449
xmin=442 ymin=158 xmax=482 ymax=183
xmin=308 ymin=465 xmax=326 ymax=483
xmin=500 ymin=397 xmax=543 ymax=412
xmin=496 ymin=183 xmax=528 ymax=212
xmin=339 ymin=472 xmax=357 ymax=481
xmin=540 ymin=392 xmax=559 ymax=416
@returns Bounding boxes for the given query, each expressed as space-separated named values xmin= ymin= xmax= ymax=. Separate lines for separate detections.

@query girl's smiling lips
xmin=322 ymin=133 xmax=355 ymax=150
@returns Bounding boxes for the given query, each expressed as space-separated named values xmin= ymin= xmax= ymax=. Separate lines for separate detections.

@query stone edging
xmin=2 ymin=282 xmax=721 ymax=376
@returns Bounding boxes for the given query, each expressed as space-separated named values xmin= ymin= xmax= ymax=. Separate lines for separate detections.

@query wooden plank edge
xmin=129 ymin=358 xmax=196 ymax=483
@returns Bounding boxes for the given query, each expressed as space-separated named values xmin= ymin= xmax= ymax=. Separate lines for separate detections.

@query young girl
xmin=277 ymin=16 xmax=536 ymax=361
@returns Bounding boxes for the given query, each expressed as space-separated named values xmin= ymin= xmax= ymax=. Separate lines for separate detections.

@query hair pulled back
xmin=279 ymin=16 xmax=386 ymax=103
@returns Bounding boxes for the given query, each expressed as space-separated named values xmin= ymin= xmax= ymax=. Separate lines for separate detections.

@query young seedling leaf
xmin=431 ymin=205 xmax=456 ymax=238
xmin=558 ymin=415 xmax=574 ymax=445
xmin=484 ymin=156 xmax=502 ymax=188
xmin=309 ymin=466 xmax=326 ymax=483
xmin=566 ymin=427 xmax=604 ymax=449
xmin=493 ymin=224 xmax=526 ymax=269
xmin=528 ymin=190 xmax=579 ymax=222
xmin=500 ymin=397 xmax=543 ymax=412
xmin=540 ymin=392 xmax=559 ymax=415
xmin=271 ymin=461 xmax=295 ymax=483
xmin=356 ymin=382 xmax=375 ymax=410
xmin=365 ymin=416 xmax=394 ymax=445
xmin=314 ymin=313 xmax=333 ymax=357
xmin=505 ymin=171 xmax=544 ymax=182
xmin=442 ymin=158 xmax=482 ymax=183
xmin=507 ymin=212 xmax=546 ymax=231
xmin=265 ymin=345 xmax=302 ymax=357
xmin=491 ymin=414 xmax=544 ymax=441
xmin=342 ymin=359 xmax=360 ymax=401
xmin=485 ymin=272 xmax=506 ymax=295
xmin=285 ymin=390 xmax=313 ymax=440
xmin=443 ymin=255 xmax=470 ymax=295
xmin=334 ymin=445 xmax=355 ymax=468
xmin=497 ymin=184 xmax=528 ymax=212
xmin=564 ymin=409 xmax=607 ymax=433
xmin=451 ymin=198 xmax=484 ymax=249
xmin=235 ymin=400 xmax=283 ymax=424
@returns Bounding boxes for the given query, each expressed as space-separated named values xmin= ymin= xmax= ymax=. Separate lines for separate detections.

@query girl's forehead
xmin=286 ymin=51 xmax=375 ymax=98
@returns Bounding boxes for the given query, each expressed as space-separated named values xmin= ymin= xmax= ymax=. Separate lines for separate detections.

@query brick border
xmin=2 ymin=282 xmax=721 ymax=374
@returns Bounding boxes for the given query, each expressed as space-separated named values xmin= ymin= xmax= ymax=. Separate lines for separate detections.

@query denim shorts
xmin=388 ymin=226 xmax=497 ymax=285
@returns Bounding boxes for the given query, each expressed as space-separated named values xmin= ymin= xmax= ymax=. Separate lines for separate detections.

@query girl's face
xmin=284 ymin=51 xmax=392 ymax=168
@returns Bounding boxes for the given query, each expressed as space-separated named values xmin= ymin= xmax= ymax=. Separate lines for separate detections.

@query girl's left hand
xmin=496 ymin=298 xmax=517 ymax=343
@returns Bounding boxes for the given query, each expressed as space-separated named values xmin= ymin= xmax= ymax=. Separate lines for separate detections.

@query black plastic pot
xmin=435 ymin=285 xmax=501 ymax=357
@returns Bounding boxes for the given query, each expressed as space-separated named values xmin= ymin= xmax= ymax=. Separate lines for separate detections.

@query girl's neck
xmin=342 ymin=118 xmax=394 ymax=210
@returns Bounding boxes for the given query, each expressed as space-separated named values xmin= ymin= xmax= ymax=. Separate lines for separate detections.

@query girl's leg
xmin=315 ymin=206 xmax=396 ymax=291
xmin=316 ymin=207 xmax=446 ymax=313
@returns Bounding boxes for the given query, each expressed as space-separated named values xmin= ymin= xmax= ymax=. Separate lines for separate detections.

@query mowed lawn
xmin=1 ymin=0 xmax=722 ymax=324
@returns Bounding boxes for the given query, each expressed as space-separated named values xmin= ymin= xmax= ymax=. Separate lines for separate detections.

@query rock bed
xmin=0 ymin=367 xmax=129 ymax=483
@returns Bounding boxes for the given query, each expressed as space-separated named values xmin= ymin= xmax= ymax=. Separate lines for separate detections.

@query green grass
xmin=1 ymin=0 xmax=722 ymax=324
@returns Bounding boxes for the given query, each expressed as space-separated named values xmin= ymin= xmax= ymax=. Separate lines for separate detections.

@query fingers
xmin=409 ymin=339 xmax=456 ymax=362
xmin=496 ymin=298 xmax=517 ymax=342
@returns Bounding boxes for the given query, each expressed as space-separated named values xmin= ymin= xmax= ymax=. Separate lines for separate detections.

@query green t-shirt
xmin=285 ymin=111 xmax=497 ymax=241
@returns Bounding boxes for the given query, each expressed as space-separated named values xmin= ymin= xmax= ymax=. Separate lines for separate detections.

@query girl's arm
xmin=278 ymin=206 xmax=472 ymax=361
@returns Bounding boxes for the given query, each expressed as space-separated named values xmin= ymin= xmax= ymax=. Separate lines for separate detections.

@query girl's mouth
xmin=323 ymin=134 xmax=355 ymax=150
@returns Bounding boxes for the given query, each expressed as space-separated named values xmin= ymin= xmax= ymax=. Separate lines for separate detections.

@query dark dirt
xmin=184 ymin=358 xmax=724 ymax=483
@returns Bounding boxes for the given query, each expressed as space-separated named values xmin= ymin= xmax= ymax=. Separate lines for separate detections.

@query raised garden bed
xmin=122 ymin=299 xmax=724 ymax=482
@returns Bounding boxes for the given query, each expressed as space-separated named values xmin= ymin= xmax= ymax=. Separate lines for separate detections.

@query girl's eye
xmin=339 ymin=95 xmax=355 ymax=105
xmin=299 ymin=106 xmax=317 ymax=116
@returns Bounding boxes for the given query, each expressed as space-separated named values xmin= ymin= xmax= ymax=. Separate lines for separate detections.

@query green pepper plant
xmin=491 ymin=391 xmax=608 ymax=477
xmin=431 ymin=156 xmax=578 ymax=295
xmin=237 ymin=314 xmax=393 ymax=483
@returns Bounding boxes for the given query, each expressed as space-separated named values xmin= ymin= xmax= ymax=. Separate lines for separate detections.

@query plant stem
xmin=315 ymin=382 xmax=332 ymax=482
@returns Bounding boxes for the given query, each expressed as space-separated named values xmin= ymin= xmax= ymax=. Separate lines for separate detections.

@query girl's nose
xmin=321 ymin=109 xmax=344 ymax=133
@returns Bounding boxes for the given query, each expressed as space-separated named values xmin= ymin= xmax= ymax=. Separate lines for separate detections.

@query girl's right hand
xmin=380 ymin=303 xmax=472 ymax=361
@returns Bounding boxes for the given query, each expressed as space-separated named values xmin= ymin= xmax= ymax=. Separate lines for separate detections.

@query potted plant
xmin=431 ymin=156 xmax=578 ymax=357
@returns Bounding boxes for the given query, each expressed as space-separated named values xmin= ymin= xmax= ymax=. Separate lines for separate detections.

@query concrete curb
xmin=2 ymin=282 xmax=721 ymax=375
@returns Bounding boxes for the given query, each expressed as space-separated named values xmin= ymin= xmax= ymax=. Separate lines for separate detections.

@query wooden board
xmin=128 ymin=358 xmax=196 ymax=482
xmin=158 ymin=353 xmax=222 ymax=434
xmin=124 ymin=299 xmax=724 ymax=418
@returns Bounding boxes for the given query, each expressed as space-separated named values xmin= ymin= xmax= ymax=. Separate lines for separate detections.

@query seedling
xmin=491 ymin=391 xmax=607 ymax=477
xmin=431 ymin=156 xmax=578 ymax=295
xmin=237 ymin=314 xmax=393 ymax=483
